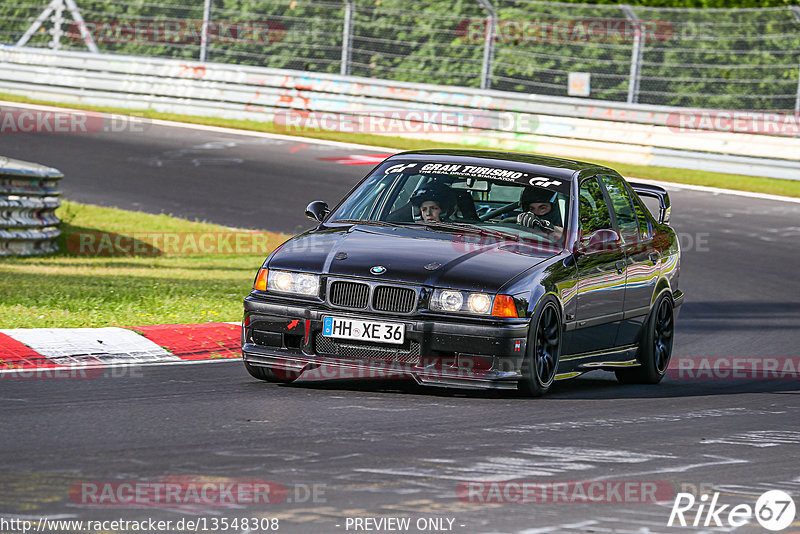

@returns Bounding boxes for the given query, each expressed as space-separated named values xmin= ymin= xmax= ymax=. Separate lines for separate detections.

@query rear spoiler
xmin=629 ymin=182 xmax=671 ymax=225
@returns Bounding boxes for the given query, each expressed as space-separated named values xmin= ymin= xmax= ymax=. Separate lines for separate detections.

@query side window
xmin=632 ymin=195 xmax=652 ymax=240
xmin=601 ymin=175 xmax=639 ymax=243
xmin=578 ymin=177 xmax=613 ymax=237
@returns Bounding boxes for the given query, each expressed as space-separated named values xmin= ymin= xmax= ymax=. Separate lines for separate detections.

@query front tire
xmin=244 ymin=361 xmax=296 ymax=384
xmin=616 ymin=292 xmax=674 ymax=384
xmin=519 ymin=298 xmax=562 ymax=397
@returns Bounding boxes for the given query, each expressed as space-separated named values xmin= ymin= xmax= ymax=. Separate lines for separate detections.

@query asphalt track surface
xmin=2 ymin=112 xmax=800 ymax=533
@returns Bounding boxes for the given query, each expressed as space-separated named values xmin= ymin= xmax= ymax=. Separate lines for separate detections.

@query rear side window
xmin=631 ymin=194 xmax=652 ymax=240
xmin=578 ymin=177 xmax=613 ymax=236
xmin=601 ymin=175 xmax=639 ymax=243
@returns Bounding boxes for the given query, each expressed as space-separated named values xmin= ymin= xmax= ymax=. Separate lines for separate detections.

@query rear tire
xmin=519 ymin=298 xmax=562 ymax=397
xmin=244 ymin=361 xmax=296 ymax=384
xmin=616 ymin=292 xmax=674 ymax=384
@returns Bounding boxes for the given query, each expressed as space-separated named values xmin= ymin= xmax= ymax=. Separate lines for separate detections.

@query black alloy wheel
xmin=653 ymin=297 xmax=674 ymax=374
xmin=616 ymin=292 xmax=674 ymax=384
xmin=519 ymin=298 xmax=561 ymax=397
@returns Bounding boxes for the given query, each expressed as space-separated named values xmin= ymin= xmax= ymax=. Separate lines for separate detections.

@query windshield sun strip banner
xmin=381 ymin=161 xmax=570 ymax=195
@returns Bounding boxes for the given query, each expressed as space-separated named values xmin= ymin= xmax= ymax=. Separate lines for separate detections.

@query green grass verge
xmin=3 ymin=92 xmax=798 ymax=198
xmin=0 ymin=201 xmax=288 ymax=328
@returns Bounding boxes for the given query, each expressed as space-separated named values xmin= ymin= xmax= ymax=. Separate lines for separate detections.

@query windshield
xmin=328 ymin=160 xmax=571 ymax=248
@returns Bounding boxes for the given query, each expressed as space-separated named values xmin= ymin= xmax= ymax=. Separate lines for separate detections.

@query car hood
xmin=267 ymin=224 xmax=555 ymax=293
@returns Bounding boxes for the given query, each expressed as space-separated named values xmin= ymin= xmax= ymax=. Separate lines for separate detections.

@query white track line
xmin=2 ymin=100 xmax=797 ymax=204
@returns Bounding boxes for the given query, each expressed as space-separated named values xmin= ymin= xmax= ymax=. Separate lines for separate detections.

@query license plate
xmin=322 ymin=316 xmax=405 ymax=344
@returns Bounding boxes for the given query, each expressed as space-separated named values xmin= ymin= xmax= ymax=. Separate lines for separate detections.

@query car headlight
xmin=430 ymin=289 xmax=492 ymax=315
xmin=265 ymin=270 xmax=320 ymax=296
xmin=468 ymin=293 xmax=492 ymax=314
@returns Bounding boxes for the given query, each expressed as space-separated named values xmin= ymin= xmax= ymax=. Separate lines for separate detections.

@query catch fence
xmin=2 ymin=0 xmax=799 ymax=111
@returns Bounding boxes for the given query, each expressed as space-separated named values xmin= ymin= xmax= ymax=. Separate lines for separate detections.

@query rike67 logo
xmin=668 ymin=490 xmax=795 ymax=531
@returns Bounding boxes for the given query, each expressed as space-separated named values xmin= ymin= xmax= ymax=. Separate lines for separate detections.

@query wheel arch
xmin=528 ymin=288 xmax=566 ymax=329
xmin=651 ymin=276 xmax=673 ymax=307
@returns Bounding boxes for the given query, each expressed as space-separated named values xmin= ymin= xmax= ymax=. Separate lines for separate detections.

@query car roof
xmin=388 ymin=149 xmax=615 ymax=181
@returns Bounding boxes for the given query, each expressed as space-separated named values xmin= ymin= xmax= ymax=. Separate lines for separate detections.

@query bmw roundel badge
xmin=370 ymin=265 xmax=387 ymax=275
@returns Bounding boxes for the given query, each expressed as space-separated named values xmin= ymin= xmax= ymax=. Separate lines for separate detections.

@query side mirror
xmin=305 ymin=201 xmax=329 ymax=223
xmin=574 ymin=229 xmax=620 ymax=255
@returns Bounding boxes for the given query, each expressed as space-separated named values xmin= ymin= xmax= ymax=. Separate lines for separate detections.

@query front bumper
xmin=242 ymin=295 xmax=529 ymax=390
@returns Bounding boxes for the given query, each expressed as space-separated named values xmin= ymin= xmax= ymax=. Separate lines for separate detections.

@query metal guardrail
xmin=0 ymin=156 xmax=62 ymax=256
xmin=0 ymin=46 xmax=798 ymax=180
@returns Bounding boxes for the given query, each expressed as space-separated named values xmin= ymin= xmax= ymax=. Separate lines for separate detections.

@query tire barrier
xmin=0 ymin=156 xmax=62 ymax=256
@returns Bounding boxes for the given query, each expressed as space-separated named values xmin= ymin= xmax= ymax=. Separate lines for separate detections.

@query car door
xmin=600 ymin=174 xmax=661 ymax=347
xmin=563 ymin=176 xmax=627 ymax=355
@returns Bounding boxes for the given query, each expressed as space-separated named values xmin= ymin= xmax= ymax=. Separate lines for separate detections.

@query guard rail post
xmin=341 ymin=0 xmax=355 ymax=77
xmin=50 ymin=0 xmax=65 ymax=51
xmin=621 ymin=4 xmax=643 ymax=105
xmin=200 ymin=0 xmax=212 ymax=62
xmin=476 ymin=0 xmax=497 ymax=91
xmin=793 ymin=7 xmax=800 ymax=113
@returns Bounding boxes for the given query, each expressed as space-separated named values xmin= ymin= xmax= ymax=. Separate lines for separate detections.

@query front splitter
xmin=243 ymin=347 xmax=521 ymax=390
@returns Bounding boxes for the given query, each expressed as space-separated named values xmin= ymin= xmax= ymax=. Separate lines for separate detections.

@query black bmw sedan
xmin=241 ymin=149 xmax=684 ymax=396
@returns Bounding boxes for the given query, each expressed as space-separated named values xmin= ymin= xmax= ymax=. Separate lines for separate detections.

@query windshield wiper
xmin=330 ymin=219 xmax=417 ymax=229
xmin=419 ymin=221 xmax=520 ymax=241
xmin=332 ymin=219 xmax=520 ymax=242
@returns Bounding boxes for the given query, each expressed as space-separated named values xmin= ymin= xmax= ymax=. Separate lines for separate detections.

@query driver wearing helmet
xmin=516 ymin=186 xmax=564 ymax=240
xmin=410 ymin=184 xmax=456 ymax=223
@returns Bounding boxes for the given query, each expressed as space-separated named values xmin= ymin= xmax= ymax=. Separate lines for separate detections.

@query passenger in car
xmin=419 ymin=200 xmax=442 ymax=222
xmin=410 ymin=185 xmax=456 ymax=222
